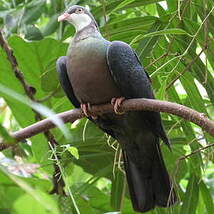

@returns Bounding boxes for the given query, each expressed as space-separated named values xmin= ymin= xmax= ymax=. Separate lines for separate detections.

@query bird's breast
xmin=68 ymin=38 xmax=121 ymax=104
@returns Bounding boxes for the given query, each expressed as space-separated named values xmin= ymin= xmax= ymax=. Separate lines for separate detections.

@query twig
xmin=0 ymin=31 xmax=35 ymax=100
xmin=145 ymin=53 xmax=168 ymax=69
xmin=152 ymin=6 xmax=214 ymax=78
xmin=0 ymin=98 xmax=214 ymax=150
xmin=166 ymin=47 xmax=206 ymax=90
xmin=179 ymin=143 xmax=214 ymax=160
xmin=36 ymin=88 xmax=59 ymax=103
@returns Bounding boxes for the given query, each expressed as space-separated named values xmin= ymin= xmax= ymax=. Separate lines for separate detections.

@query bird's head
xmin=58 ymin=5 xmax=98 ymax=32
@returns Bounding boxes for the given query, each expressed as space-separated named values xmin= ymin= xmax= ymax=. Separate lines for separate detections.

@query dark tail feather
xmin=152 ymin=145 xmax=177 ymax=207
xmin=123 ymin=151 xmax=155 ymax=212
xmin=123 ymin=145 xmax=176 ymax=213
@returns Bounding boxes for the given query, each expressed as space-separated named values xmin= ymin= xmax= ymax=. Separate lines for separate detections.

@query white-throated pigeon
xmin=56 ymin=5 xmax=176 ymax=213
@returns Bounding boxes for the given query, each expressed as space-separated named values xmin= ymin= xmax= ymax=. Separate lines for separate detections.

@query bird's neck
xmin=73 ymin=23 xmax=101 ymax=42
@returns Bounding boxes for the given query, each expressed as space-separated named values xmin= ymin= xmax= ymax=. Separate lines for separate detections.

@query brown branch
xmin=0 ymin=31 xmax=36 ymax=100
xmin=178 ymin=142 xmax=214 ymax=160
xmin=145 ymin=52 xmax=180 ymax=70
xmin=0 ymin=98 xmax=213 ymax=151
xmin=0 ymin=31 xmax=65 ymax=194
xmin=145 ymin=53 xmax=168 ymax=69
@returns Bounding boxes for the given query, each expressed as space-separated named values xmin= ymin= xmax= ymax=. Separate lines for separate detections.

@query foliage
xmin=0 ymin=0 xmax=213 ymax=213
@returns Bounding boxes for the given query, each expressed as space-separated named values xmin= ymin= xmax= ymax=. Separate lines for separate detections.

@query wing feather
xmin=56 ymin=56 xmax=80 ymax=108
xmin=106 ymin=41 xmax=170 ymax=147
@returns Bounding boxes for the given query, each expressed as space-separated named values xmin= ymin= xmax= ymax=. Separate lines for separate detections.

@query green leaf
xmin=0 ymin=166 xmax=60 ymax=214
xmin=83 ymin=186 xmax=112 ymax=212
xmin=101 ymin=16 xmax=158 ymax=39
xmin=0 ymin=183 xmax=24 ymax=212
xmin=141 ymin=28 xmax=191 ymax=39
xmin=41 ymin=59 xmax=59 ymax=92
xmin=181 ymin=19 xmax=214 ymax=104
xmin=67 ymin=146 xmax=79 ymax=160
xmin=25 ymin=25 xmax=43 ymax=40
xmin=0 ymin=46 xmax=35 ymax=128
xmin=0 ymin=84 xmax=71 ymax=139
xmin=180 ymin=175 xmax=199 ymax=214
xmin=0 ymin=124 xmax=15 ymax=144
xmin=8 ymin=36 xmax=67 ymax=97
xmin=110 ymin=0 xmax=137 ymax=14
xmin=166 ymin=0 xmax=177 ymax=12
xmin=22 ymin=0 xmax=45 ymax=24
xmin=13 ymin=194 xmax=50 ymax=214
xmin=136 ymin=21 xmax=162 ymax=59
xmin=42 ymin=14 xmax=59 ymax=37
xmin=180 ymin=72 xmax=208 ymax=114
xmin=93 ymin=0 xmax=165 ymax=16
xmin=199 ymin=181 xmax=214 ymax=214
xmin=58 ymin=196 xmax=74 ymax=214
xmin=111 ymin=169 xmax=125 ymax=210
xmin=156 ymin=3 xmax=167 ymax=17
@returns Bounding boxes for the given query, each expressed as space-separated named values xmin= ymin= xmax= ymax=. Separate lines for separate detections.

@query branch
xmin=178 ymin=142 xmax=214 ymax=160
xmin=0 ymin=98 xmax=214 ymax=150
xmin=0 ymin=31 xmax=36 ymax=100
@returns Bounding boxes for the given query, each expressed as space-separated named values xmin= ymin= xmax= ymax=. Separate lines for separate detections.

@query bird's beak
xmin=58 ymin=13 xmax=70 ymax=22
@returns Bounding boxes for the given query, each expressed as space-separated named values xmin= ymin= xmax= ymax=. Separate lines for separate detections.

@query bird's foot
xmin=111 ymin=97 xmax=125 ymax=114
xmin=80 ymin=103 xmax=98 ymax=120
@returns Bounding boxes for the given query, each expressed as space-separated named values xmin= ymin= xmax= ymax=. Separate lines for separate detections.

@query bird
xmin=56 ymin=5 xmax=176 ymax=213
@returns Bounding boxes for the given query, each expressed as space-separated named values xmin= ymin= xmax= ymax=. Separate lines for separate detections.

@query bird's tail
xmin=123 ymin=144 xmax=176 ymax=213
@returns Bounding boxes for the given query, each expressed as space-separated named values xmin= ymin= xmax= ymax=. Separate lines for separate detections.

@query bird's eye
xmin=75 ymin=8 xmax=83 ymax=14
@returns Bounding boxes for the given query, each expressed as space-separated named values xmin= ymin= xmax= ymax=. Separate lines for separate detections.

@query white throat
xmin=68 ymin=13 xmax=92 ymax=32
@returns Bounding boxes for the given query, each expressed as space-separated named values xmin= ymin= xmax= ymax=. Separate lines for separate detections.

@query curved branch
xmin=0 ymin=98 xmax=214 ymax=150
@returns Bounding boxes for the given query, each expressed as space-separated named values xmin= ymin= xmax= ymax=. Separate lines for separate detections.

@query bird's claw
xmin=111 ymin=97 xmax=125 ymax=114
xmin=81 ymin=103 xmax=90 ymax=117
xmin=80 ymin=103 xmax=98 ymax=119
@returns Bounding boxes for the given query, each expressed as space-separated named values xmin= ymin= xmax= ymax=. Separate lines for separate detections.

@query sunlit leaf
xmin=67 ymin=146 xmax=79 ymax=160
xmin=0 ymin=124 xmax=15 ymax=144
xmin=0 ymin=166 xmax=60 ymax=214
xmin=180 ymin=175 xmax=199 ymax=214
xmin=199 ymin=181 xmax=214 ymax=214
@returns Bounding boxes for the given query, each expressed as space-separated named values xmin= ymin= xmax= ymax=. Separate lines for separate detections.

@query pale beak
xmin=58 ymin=13 xmax=70 ymax=22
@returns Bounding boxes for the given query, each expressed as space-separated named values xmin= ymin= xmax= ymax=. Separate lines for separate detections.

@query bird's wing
xmin=56 ymin=56 xmax=116 ymax=137
xmin=106 ymin=41 xmax=170 ymax=146
xmin=56 ymin=56 xmax=80 ymax=108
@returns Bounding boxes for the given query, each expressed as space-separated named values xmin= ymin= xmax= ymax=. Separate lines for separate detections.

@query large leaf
xmin=199 ymin=181 xmax=214 ymax=214
xmin=8 ymin=36 xmax=67 ymax=98
xmin=0 ymin=167 xmax=60 ymax=214
xmin=111 ymin=169 xmax=125 ymax=210
xmin=22 ymin=0 xmax=45 ymax=24
xmin=139 ymin=28 xmax=191 ymax=39
xmin=180 ymin=175 xmax=199 ymax=214
xmin=93 ymin=0 xmax=165 ymax=16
